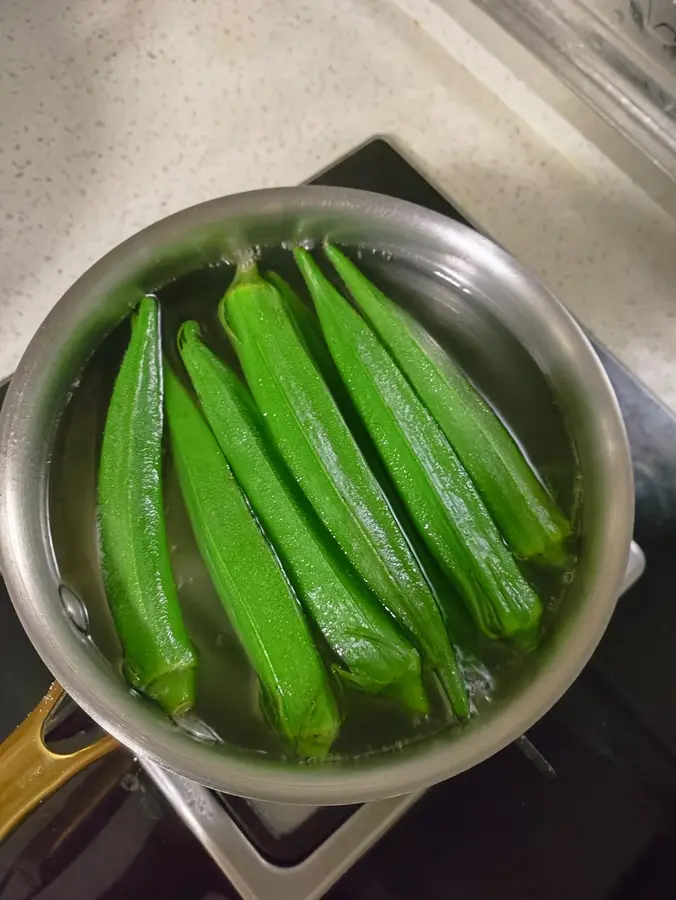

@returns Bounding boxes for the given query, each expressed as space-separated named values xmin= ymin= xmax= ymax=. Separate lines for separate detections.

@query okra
xmin=324 ymin=244 xmax=570 ymax=562
xmin=295 ymin=248 xmax=542 ymax=639
xmin=98 ymin=296 xmax=197 ymax=716
xmin=220 ymin=266 xmax=469 ymax=718
xmin=164 ymin=363 xmax=340 ymax=758
xmin=178 ymin=321 xmax=428 ymax=714
xmin=265 ymin=271 xmax=336 ymax=389
xmin=267 ymin=269 xmax=381 ymax=459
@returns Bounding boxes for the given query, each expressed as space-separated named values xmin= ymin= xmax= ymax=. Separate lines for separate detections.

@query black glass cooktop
xmin=2 ymin=137 xmax=676 ymax=900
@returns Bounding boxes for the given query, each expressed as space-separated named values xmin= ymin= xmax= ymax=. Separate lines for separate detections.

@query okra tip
xmin=264 ymin=269 xmax=290 ymax=291
xmin=293 ymin=246 xmax=326 ymax=291
xmin=130 ymin=294 xmax=158 ymax=332
xmin=323 ymin=242 xmax=349 ymax=267
xmin=322 ymin=240 xmax=339 ymax=256
xmin=292 ymin=245 xmax=312 ymax=267
xmin=295 ymin=727 xmax=338 ymax=763
xmin=177 ymin=319 xmax=202 ymax=352
xmin=385 ymin=670 xmax=430 ymax=717
xmin=535 ymin=536 xmax=573 ymax=569
xmin=146 ymin=665 xmax=196 ymax=717
xmin=260 ymin=682 xmax=339 ymax=762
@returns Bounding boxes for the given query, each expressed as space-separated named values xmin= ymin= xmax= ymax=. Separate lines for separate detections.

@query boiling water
xmin=48 ymin=247 xmax=580 ymax=763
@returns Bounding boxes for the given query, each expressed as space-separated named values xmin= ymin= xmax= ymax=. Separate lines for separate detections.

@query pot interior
xmin=48 ymin=242 xmax=581 ymax=764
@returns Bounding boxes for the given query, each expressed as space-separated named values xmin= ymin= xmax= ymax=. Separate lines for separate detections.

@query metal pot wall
xmin=0 ymin=188 xmax=633 ymax=826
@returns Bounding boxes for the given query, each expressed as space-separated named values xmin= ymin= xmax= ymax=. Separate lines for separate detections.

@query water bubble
xmin=121 ymin=773 xmax=140 ymax=792
xmin=59 ymin=585 xmax=89 ymax=633
xmin=174 ymin=714 xmax=221 ymax=742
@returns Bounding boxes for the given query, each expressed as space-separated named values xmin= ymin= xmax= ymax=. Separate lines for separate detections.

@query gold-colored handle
xmin=0 ymin=682 xmax=118 ymax=842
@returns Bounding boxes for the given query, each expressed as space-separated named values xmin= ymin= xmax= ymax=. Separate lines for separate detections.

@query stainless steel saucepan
xmin=0 ymin=188 xmax=633 ymax=832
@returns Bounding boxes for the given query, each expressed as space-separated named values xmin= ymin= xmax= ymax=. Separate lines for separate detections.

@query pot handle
xmin=0 ymin=682 xmax=118 ymax=842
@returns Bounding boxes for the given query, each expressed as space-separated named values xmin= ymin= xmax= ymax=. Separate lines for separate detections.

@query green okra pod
xmin=164 ymin=363 xmax=340 ymax=758
xmin=98 ymin=296 xmax=197 ymax=716
xmin=265 ymin=271 xmax=337 ymax=390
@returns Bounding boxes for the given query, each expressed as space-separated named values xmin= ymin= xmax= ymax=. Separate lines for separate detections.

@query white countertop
xmin=2 ymin=0 xmax=675 ymax=410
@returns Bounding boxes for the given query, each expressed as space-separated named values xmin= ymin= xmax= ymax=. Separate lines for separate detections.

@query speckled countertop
xmin=2 ymin=0 xmax=675 ymax=409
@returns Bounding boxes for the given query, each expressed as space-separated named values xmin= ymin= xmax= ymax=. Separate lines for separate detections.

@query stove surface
xmin=2 ymin=138 xmax=676 ymax=900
